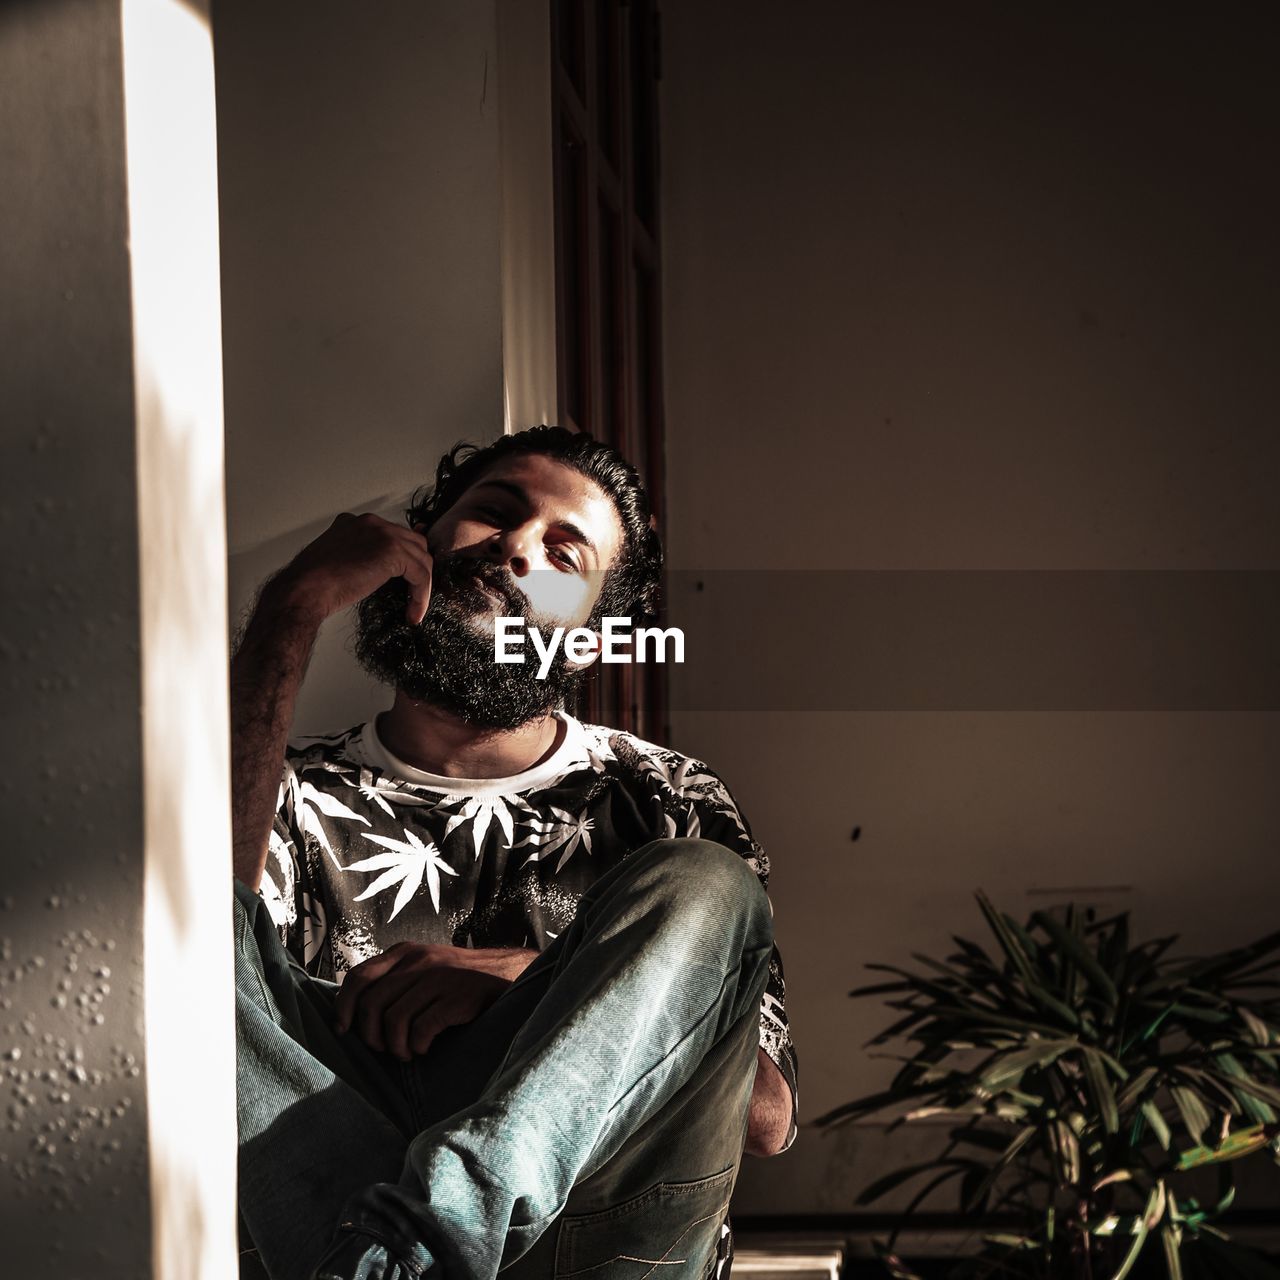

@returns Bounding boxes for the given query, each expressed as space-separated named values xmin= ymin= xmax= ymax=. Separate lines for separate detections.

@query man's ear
xmin=563 ymin=627 xmax=603 ymax=673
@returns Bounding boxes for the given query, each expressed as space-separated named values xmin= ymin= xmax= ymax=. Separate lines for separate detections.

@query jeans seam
xmin=237 ymin=910 xmax=279 ymax=1019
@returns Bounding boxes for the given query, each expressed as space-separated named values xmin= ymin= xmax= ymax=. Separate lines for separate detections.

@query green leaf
xmin=1176 ymin=1122 xmax=1280 ymax=1170
xmin=976 ymin=891 xmax=1041 ymax=989
xmin=1171 ymin=1084 xmax=1211 ymax=1146
xmin=1117 ymin=1066 xmax=1161 ymax=1112
xmin=1033 ymin=909 xmax=1120 ymax=1007
xmin=980 ymin=1039 xmax=1076 ymax=1090
xmin=1084 ymin=1048 xmax=1121 ymax=1134
xmin=1104 ymin=1182 xmax=1163 ymax=1280
xmin=1162 ymin=1225 xmax=1184 ymax=1280
xmin=1142 ymin=1100 xmax=1172 ymax=1150
xmin=1051 ymin=1117 xmax=1081 ymax=1185
xmin=1238 ymin=1007 xmax=1275 ymax=1047
xmin=951 ymin=1124 xmax=1019 ymax=1153
xmin=855 ymin=1158 xmax=978 ymax=1206
xmin=982 ymin=1234 xmax=1038 ymax=1250
xmin=1215 ymin=1053 xmax=1280 ymax=1107
xmin=813 ymin=1083 xmax=938 ymax=1128
xmin=962 ymin=1126 xmax=1037 ymax=1214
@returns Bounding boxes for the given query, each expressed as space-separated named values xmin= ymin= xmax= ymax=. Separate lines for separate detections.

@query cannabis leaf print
xmin=342 ymin=766 xmax=434 ymax=818
xmin=346 ymin=831 xmax=459 ymax=920
xmin=512 ymin=805 xmax=595 ymax=873
xmin=289 ymin=774 xmax=370 ymax=869
xmin=440 ymin=793 xmax=535 ymax=860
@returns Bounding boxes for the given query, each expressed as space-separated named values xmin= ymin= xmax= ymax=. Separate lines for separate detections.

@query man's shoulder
xmin=284 ymin=723 xmax=370 ymax=772
xmin=575 ymin=720 xmax=732 ymax=799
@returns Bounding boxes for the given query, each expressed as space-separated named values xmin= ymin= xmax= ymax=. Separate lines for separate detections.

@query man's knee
xmin=631 ymin=838 xmax=772 ymax=930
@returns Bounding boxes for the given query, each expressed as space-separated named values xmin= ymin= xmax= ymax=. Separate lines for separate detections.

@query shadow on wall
xmin=227 ymin=495 xmax=412 ymax=737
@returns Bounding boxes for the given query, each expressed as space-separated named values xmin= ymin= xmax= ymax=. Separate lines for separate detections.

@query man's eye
xmin=550 ymin=547 xmax=578 ymax=570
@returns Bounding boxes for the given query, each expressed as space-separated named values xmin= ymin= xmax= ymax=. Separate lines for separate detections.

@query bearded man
xmin=230 ymin=426 xmax=798 ymax=1280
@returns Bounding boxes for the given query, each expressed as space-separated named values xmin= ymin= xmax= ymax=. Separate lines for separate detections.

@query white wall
xmin=660 ymin=1 xmax=1280 ymax=1211
xmin=214 ymin=0 xmax=517 ymax=729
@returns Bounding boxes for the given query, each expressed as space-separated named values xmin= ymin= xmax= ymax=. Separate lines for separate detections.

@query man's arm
xmin=230 ymin=588 xmax=324 ymax=889
xmin=662 ymin=762 xmax=800 ymax=1159
xmin=229 ymin=512 xmax=435 ymax=890
xmin=745 ymin=1049 xmax=793 ymax=1157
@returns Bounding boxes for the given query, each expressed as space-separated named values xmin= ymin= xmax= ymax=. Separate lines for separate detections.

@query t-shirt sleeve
xmin=678 ymin=763 xmax=800 ymax=1151
xmin=258 ymin=756 xmax=305 ymax=962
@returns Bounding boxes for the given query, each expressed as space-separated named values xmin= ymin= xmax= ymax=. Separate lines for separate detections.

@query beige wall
xmin=214 ymin=0 xmax=514 ymax=729
xmin=660 ymin=2 xmax=1280 ymax=1210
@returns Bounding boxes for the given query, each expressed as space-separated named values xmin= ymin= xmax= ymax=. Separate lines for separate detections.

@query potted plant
xmin=816 ymin=894 xmax=1280 ymax=1280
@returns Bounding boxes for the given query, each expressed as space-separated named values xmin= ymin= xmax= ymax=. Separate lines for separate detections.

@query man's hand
xmin=334 ymin=942 xmax=539 ymax=1061
xmin=268 ymin=511 xmax=435 ymax=626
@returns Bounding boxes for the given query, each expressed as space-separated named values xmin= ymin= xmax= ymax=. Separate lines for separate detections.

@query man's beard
xmin=353 ymin=552 xmax=587 ymax=731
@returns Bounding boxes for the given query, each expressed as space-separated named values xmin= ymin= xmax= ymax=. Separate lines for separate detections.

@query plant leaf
xmin=1084 ymin=1048 xmax=1121 ymax=1134
xmin=1170 ymin=1084 xmax=1211 ymax=1146
xmin=1104 ymin=1182 xmax=1162 ymax=1280
xmin=1033 ymin=909 xmax=1120 ymax=1008
xmin=1142 ymin=1100 xmax=1172 ymax=1150
xmin=855 ymin=1158 xmax=976 ymax=1206
xmin=980 ymin=1039 xmax=1076 ymax=1090
xmin=1161 ymin=1225 xmax=1184 ymax=1280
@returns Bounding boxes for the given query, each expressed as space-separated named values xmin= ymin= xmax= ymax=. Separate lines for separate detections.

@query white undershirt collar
xmin=361 ymin=710 xmax=587 ymax=796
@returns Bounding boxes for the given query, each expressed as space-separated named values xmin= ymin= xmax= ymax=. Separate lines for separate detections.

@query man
xmin=232 ymin=426 xmax=798 ymax=1280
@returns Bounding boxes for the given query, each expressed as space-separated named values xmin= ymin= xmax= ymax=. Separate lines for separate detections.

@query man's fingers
xmin=390 ymin=526 xmax=433 ymax=625
xmin=402 ymin=555 xmax=433 ymax=625
xmin=383 ymin=987 xmax=441 ymax=1062
xmin=334 ymin=948 xmax=409 ymax=1033
xmin=336 ymin=951 xmax=509 ymax=1058
xmin=354 ymin=971 xmax=423 ymax=1052
xmin=409 ymin=978 xmax=505 ymax=1057
xmin=409 ymin=1005 xmax=452 ymax=1059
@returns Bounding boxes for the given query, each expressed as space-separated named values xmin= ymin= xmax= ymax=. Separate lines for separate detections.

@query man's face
xmin=354 ymin=453 xmax=626 ymax=730
xmin=427 ymin=452 xmax=623 ymax=630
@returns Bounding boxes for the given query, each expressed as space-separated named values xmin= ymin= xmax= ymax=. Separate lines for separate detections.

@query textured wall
xmin=0 ymin=0 xmax=151 ymax=1270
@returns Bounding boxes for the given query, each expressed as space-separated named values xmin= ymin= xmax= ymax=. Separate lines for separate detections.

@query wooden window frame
xmin=550 ymin=0 xmax=669 ymax=743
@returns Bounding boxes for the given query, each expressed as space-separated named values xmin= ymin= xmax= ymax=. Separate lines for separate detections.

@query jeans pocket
xmin=552 ymin=1165 xmax=735 ymax=1279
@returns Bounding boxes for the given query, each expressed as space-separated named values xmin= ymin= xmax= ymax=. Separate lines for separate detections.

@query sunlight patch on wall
xmin=121 ymin=1 xmax=238 ymax=1277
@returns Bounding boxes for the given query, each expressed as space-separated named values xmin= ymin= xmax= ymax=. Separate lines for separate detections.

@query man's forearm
xmin=441 ymin=945 xmax=540 ymax=982
xmin=745 ymin=1048 xmax=792 ymax=1157
xmin=230 ymin=586 xmax=322 ymax=890
xmin=229 ymin=513 xmax=435 ymax=889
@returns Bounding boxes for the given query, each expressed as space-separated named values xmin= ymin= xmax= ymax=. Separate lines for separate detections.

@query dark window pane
xmin=633 ymin=258 xmax=655 ymax=445
xmin=559 ymin=127 xmax=586 ymax=428
xmin=556 ymin=0 xmax=585 ymax=97
xmin=596 ymin=0 xmax=619 ymax=170
xmin=629 ymin=0 xmax=657 ymax=227
xmin=598 ymin=200 xmax=620 ymax=446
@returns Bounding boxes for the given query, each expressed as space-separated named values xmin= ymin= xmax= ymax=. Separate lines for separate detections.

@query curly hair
xmin=406 ymin=425 xmax=663 ymax=624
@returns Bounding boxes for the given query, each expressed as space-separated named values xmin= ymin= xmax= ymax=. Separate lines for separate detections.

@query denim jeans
xmin=235 ymin=838 xmax=774 ymax=1280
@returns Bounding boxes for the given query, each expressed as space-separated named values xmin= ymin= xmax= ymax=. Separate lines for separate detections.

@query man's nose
xmin=484 ymin=525 xmax=536 ymax=575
